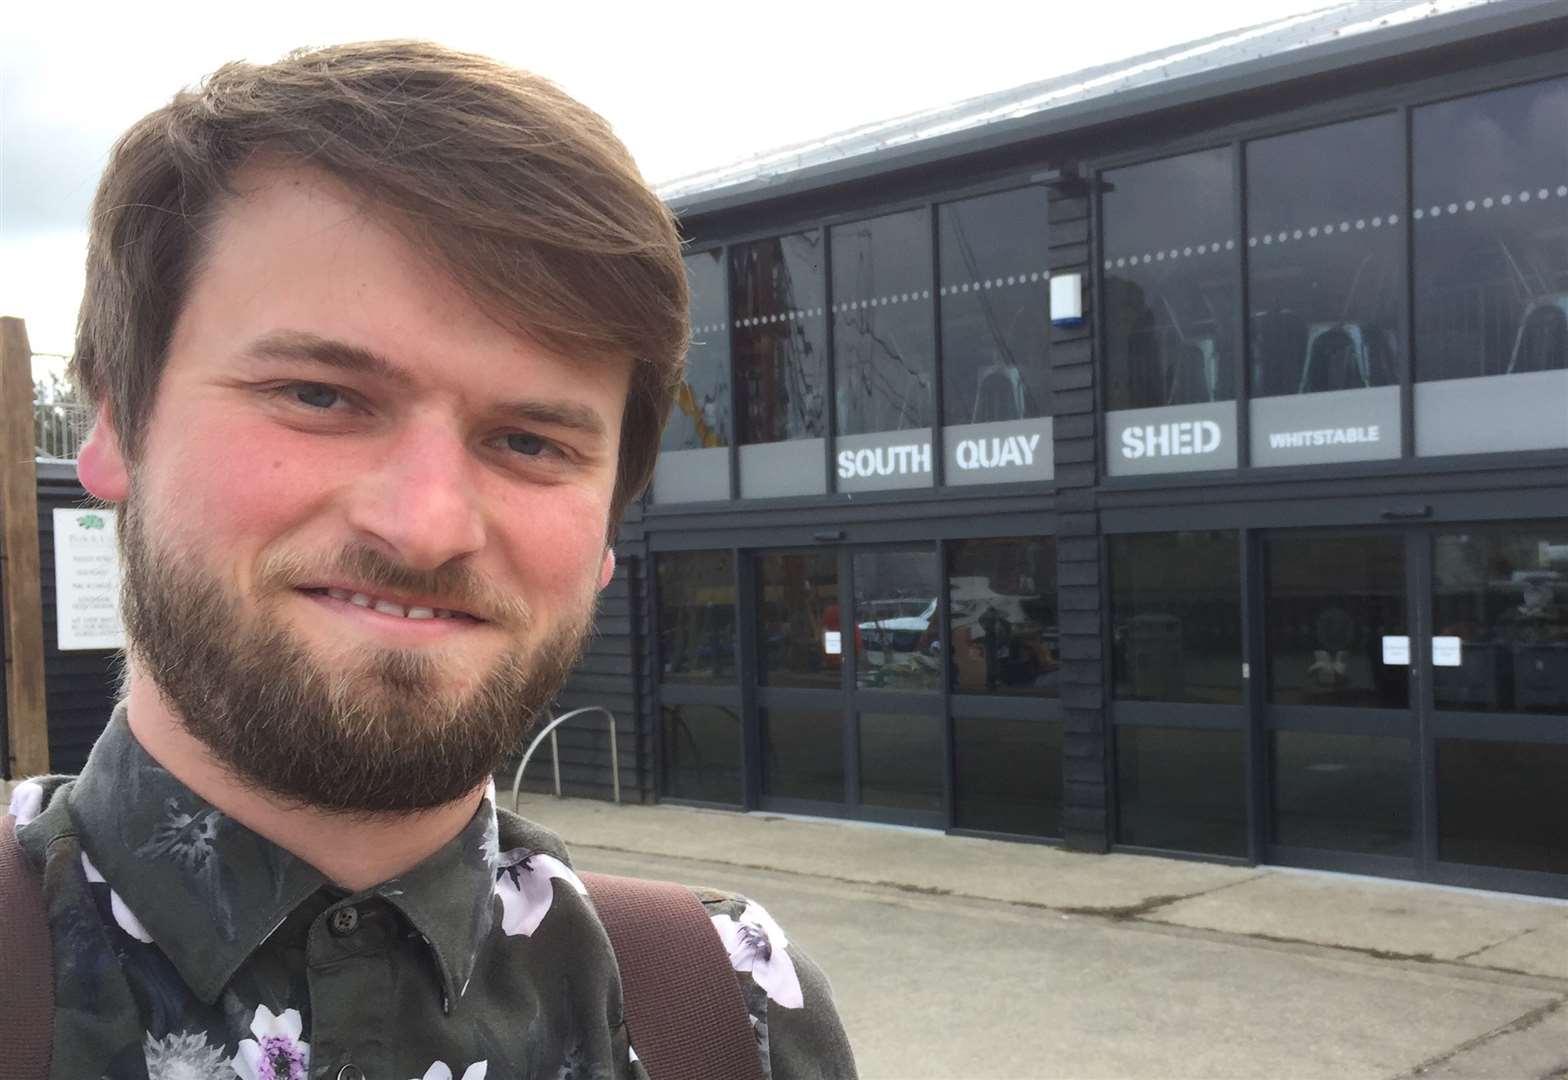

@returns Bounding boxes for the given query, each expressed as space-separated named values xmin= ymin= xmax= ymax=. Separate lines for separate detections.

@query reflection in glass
xmin=661 ymin=704 xmax=742 ymax=805
xmin=1266 ymin=535 xmax=1408 ymax=709
xmin=1433 ymin=528 xmax=1568 ymax=714
xmin=858 ymin=711 xmax=944 ymax=813
xmin=1115 ymin=727 xmax=1246 ymax=856
xmin=662 ymin=250 xmax=732 ymax=452
xmin=1110 ymin=532 xmax=1242 ymax=705
xmin=939 ymin=188 xmax=1051 ymax=424
xmin=1415 ymin=77 xmax=1568 ymax=382
xmin=762 ymin=709 xmax=844 ymax=803
xmin=854 ymin=549 xmax=940 ymax=691
xmin=948 ymin=537 xmax=1058 ymax=695
xmin=758 ymin=552 xmax=840 ymax=688
xmin=1438 ymin=739 xmax=1568 ymax=874
xmin=832 ymin=210 xmax=935 ymax=435
xmin=732 ymin=233 xmax=827 ymax=444
xmin=1103 ymin=148 xmax=1239 ymax=410
xmin=1272 ymin=732 xmax=1413 ymax=856
xmin=656 ymin=552 xmax=736 ymax=684
xmin=1247 ymin=115 xmax=1403 ymax=397
xmin=954 ymin=715 xmax=1062 ymax=837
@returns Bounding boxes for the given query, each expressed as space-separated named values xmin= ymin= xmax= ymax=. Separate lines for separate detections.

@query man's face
xmin=88 ymin=163 xmax=629 ymax=812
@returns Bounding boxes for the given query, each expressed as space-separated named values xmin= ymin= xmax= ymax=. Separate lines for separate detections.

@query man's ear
xmin=597 ymin=547 xmax=616 ymax=591
xmin=76 ymin=405 xmax=130 ymax=503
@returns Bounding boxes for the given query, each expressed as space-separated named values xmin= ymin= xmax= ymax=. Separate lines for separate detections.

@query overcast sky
xmin=4 ymin=0 xmax=1354 ymax=370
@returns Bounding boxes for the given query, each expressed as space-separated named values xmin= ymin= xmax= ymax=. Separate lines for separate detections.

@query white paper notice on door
xmin=1381 ymin=635 xmax=1410 ymax=665
xmin=824 ymin=631 xmax=842 ymax=655
xmin=1432 ymin=636 xmax=1463 ymax=667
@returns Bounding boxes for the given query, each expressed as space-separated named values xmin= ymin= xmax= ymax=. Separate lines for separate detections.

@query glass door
xmin=1261 ymin=531 xmax=1419 ymax=876
xmin=753 ymin=544 xmax=945 ymax=826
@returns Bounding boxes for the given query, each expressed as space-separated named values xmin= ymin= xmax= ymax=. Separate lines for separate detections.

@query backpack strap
xmin=0 ymin=813 xmax=53 ymax=1080
xmin=581 ymin=871 xmax=766 ymax=1080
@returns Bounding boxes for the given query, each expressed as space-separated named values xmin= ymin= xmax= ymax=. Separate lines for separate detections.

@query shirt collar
xmin=67 ymin=706 xmax=501 ymax=1009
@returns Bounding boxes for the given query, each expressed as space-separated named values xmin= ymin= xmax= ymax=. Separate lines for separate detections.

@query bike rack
xmin=510 ymin=706 xmax=620 ymax=813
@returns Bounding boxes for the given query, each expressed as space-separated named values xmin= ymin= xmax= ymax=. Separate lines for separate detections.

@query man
xmin=8 ymin=42 xmax=855 ymax=1079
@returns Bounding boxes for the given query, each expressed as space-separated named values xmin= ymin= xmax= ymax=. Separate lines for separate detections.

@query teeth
xmin=349 ymin=593 xmax=373 ymax=608
xmin=327 ymin=588 xmax=350 ymax=601
xmin=406 ymin=607 xmax=435 ymax=620
xmin=435 ymin=609 xmax=455 ymax=620
xmin=373 ymin=599 xmax=408 ymax=617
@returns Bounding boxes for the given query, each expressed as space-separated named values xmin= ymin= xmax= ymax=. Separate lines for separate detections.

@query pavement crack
xmin=1393 ymin=995 xmax=1567 ymax=1078
xmin=1452 ymin=923 xmax=1540 ymax=963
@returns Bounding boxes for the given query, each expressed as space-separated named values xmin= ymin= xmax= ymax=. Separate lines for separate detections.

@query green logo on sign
xmin=77 ymin=514 xmax=106 ymax=530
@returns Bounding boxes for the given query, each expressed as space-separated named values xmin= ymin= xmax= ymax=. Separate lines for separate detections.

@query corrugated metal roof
xmin=657 ymin=0 xmax=1509 ymax=208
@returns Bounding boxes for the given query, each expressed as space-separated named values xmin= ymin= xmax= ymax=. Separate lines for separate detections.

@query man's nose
xmin=346 ymin=420 xmax=486 ymax=571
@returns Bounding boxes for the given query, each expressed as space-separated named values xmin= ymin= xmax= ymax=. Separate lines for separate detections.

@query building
xmin=629 ymin=0 xmax=1568 ymax=899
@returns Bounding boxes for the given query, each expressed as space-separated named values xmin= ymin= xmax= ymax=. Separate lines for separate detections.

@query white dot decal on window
xmin=1249 ymin=237 xmax=1258 ymax=247
xmin=1502 ymin=194 xmax=1512 ymax=205
xmin=939 ymin=286 xmax=948 ymax=296
xmin=1183 ymin=247 xmax=1192 ymax=256
xmin=1339 ymin=222 xmax=1350 ymax=232
xmin=1263 ymin=235 xmax=1272 ymax=245
xmin=1372 ymin=217 xmax=1382 ymax=227
xmin=1483 ymin=196 xmax=1494 ymax=208
xmin=1389 ymin=213 xmax=1399 ymax=225
xmin=1156 ymin=252 xmax=1165 ymax=260
xmin=1519 ymin=191 xmax=1531 ymax=202
xmin=922 ymin=290 xmax=930 ymax=299
xmin=1293 ymin=230 xmax=1303 ymax=240
xmin=1169 ymin=249 xmax=1179 ymax=259
xmin=1413 ymin=209 xmax=1425 ymax=219
xmin=1465 ymin=200 xmax=1475 ymax=211
xmin=1448 ymin=203 xmax=1459 ymax=213
xmin=1308 ymin=226 xmax=1319 ymax=237
xmin=1115 ymin=259 xmax=1125 ymax=268
xmin=1357 ymin=219 xmax=1367 ymax=229
xmin=1029 ymin=272 xmax=1039 ymax=281
xmin=1539 ymin=189 xmax=1550 ymax=200
xmin=1276 ymin=231 xmax=1287 ymax=242
xmin=1557 ymin=186 xmax=1567 ymax=197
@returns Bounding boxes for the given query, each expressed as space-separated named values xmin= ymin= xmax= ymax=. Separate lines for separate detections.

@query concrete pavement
xmin=521 ymin=793 xmax=1568 ymax=1080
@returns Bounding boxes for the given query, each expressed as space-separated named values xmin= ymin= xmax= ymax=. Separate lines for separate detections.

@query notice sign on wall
xmin=53 ymin=508 xmax=125 ymax=651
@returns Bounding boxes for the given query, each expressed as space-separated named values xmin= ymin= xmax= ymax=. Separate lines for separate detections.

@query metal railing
xmin=34 ymin=401 xmax=89 ymax=461
xmin=510 ymin=706 xmax=620 ymax=812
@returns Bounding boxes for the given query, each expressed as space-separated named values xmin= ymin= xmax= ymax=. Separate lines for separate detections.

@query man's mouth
xmin=298 ymin=586 xmax=482 ymax=623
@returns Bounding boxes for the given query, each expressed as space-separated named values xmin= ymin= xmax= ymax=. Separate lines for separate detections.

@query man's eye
xmin=291 ymin=383 xmax=341 ymax=409
xmin=505 ymin=433 xmax=549 ymax=457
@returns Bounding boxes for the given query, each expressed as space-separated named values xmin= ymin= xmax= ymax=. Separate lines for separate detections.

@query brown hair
xmin=72 ymin=40 xmax=687 ymax=527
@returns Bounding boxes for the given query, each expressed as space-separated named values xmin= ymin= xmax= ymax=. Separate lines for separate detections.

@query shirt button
xmin=329 ymin=905 xmax=361 ymax=937
xmin=336 ymin=1066 xmax=365 ymax=1080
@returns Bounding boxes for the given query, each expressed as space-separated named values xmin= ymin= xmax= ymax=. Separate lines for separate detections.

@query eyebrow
xmin=239 ymin=329 xmax=611 ymax=440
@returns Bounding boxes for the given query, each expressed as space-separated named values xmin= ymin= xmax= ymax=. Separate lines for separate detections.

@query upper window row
xmin=1103 ymin=75 xmax=1568 ymax=474
xmin=656 ymin=187 xmax=1054 ymax=501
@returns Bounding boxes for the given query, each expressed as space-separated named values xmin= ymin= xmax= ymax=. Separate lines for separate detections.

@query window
xmin=1102 ymin=148 xmax=1240 ymax=475
xmin=662 ymin=250 xmax=731 ymax=453
xmin=1110 ymin=531 xmax=1243 ymax=705
xmin=948 ymin=537 xmax=1058 ymax=696
xmin=732 ymin=232 xmax=828 ymax=496
xmin=653 ymin=251 xmax=733 ymax=502
xmin=938 ymin=187 xmax=1053 ymax=486
xmin=831 ymin=210 xmax=935 ymax=492
xmin=1103 ymin=149 xmax=1239 ymax=412
xmin=1246 ymin=116 xmax=1404 ymax=466
xmin=656 ymin=552 xmax=736 ymax=683
xmin=1413 ymin=77 xmax=1568 ymax=456
xmin=757 ymin=552 xmax=840 ymax=688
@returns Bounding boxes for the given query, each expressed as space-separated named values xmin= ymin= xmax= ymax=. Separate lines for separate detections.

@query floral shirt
xmin=10 ymin=710 xmax=856 ymax=1080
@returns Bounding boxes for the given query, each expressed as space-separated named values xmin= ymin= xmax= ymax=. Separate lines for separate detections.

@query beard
xmin=118 ymin=496 xmax=597 ymax=814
